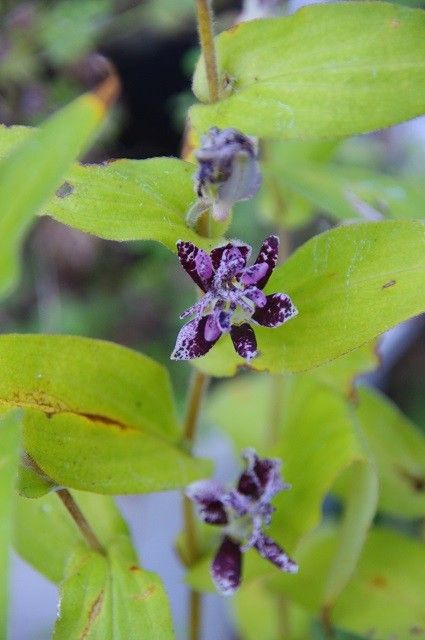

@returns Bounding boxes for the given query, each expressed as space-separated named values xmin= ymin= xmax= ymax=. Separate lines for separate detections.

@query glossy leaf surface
xmin=195 ymin=221 xmax=425 ymax=376
xmin=192 ymin=2 xmax=425 ymax=139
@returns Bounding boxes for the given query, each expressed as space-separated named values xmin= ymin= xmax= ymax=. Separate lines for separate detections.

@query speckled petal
xmin=254 ymin=533 xmax=298 ymax=574
xmin=230 ymin=323 xmax=257 ymax=362
xmin=177 ymin=241 xmax=213 ymax=292
xmin=171 ymin=316 xmax=219 ymax=360
xmin=252 ymin=235 xmax=280 ymax=289
xmin=186 ymin=480 xmax=228 ymax=525
xmin=252 ymin=293 xmax=298 ymax=328
xmin=212 ymin=536 xmax=242 ymax=596
xmin=210 ymin=241 xmax=252 ymax=271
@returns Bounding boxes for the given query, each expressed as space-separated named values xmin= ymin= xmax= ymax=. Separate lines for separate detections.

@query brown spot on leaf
xmin=129 ymin=565 xmax=141 ymax=573
xmin=227 ymin=23 xmax=241 ymax=35
xmin=397 ymin=466 xmax=425 ymax=492
xmin=410 ymin=627 xmax=425 ymax=636
xmin=56 ymin=181 xmax=74 ymax=198
xmin=132 ymin=584 xmax=156 ymax=602
xmin=382 ymin=279 xmax=396 ymax=289
xmin=79 ymin=590 xmax=105 ymax=640
xmin=370 ymin=574 xmax=387 ymax=588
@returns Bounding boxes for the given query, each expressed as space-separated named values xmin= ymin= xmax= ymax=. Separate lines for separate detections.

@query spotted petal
xmin=186 ymin=480 xmax=228 ymax=525
xmin=254 ymin=533 xmax=298 ymax=574
xmin=171 ymin=316 xmax=219 ymax=360
xmin=252 ymin=293 xmax=297 ymax=328
xmin=212 ymin=536 xmax=242 ymax=596
xmin=253 ymin=235 xmax=280 ymax=289
xmin=230 ymin=323 xmax=257 ymax=362
xmin=177 ymin=241 xmax=213 ymax=292
xmin=210 ymin=241 xmax=251 ymax=271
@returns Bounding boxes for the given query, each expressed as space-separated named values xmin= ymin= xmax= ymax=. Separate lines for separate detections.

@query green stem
xmin=195 ymin=0 xmax=220 ymax=103
xmin=182 ymin=4 xmax=219 ymax=635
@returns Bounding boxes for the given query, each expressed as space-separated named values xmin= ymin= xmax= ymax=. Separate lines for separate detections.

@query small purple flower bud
xmin=190 ymin=127 xmax=262 ymax=222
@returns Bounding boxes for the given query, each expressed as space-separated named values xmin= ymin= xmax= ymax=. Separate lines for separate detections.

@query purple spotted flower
xmin=186 ymin=449 xmax=298 ymax=595
xmin=171 ymin=235 xmax=297 ymax=362
xmin=187 ymin=127 xmax=262 ymax=223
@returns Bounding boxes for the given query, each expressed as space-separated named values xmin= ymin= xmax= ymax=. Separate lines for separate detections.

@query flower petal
xmin=210 ymin=241 xmax=252 ymax=271
xmin=230 ymin=323 xmax=257 ymax=362
xmin=252 ymin=293 xmax=298 ymax=328
xmin=253 ymin=235 xmax=280 ymax=289
xmin=204 ymin=314 xmax=222 ymax=342
xmin=186 ymin=480 xmax=228 ymax=525
xmin=254 ymin=533 xmax=298 ymax=574
xmin=212 ymin=536 xmax=242 ymax=596
xmin=177 ymin=241 xmax=213 ymax=292
xmin=240 ymin=262 xmax=269 ymax=286
xmin=171 ymin=316 xmax=219 ymax=360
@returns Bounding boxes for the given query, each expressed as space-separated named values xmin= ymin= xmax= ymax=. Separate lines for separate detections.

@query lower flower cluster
xmin=186 ymin=449 xmax=298 ymax=595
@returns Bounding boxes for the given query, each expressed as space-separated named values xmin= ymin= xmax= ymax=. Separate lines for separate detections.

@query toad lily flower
xmin=186 ymin=449 xmax=298 ymax=595
xmin=187 ymin=127 xmax=262 ymax=223
xmin=171 ymin=235 xmax=297 ymax=362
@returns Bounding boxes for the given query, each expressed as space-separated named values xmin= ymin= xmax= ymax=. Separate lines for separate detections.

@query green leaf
xmin=191 ymin=2 xmax=425 ymax=140
xmin=44 ymin=157 xmax=217 ymax=251
xmin=54 ymin=538 xmax=174 ymax=640
xmin=194 ymin=220 xmax=425 ymax=376
xmin=53 ymin=546 xmax=111 ymax=640
xmin=108 ymin=537 xmax=174 ymax=639
xmin=0 ymin=334 xmax=178 ymax=439
xmin=0 ymin=410 xmax=21 ymax=639
xmin=15 ymin=490 xmax=129 ymax=583
xmin=233 ymin=582 xmax=311 ymax=640
xmin=270 ymin=527 xmax=425 ymax=640
xmin=0 ymin=81 xmax=116 ymax=298
xmin=23 ymin=408 xmax=210 ymax=494
xmin=356 ymin=386 xmax=425 ymax=518
xmin=0 ymin=334 xmax=210 ymax=493
xmin=277 ymin=160 xmax=425 ymax=222
xmin=0 ymin=125 xmax=220 ymax=252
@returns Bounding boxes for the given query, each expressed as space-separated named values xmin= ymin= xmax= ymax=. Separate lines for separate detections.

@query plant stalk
xmin=24 ymin=453 xmax=105 ymax=555
xmin=195 ymin=0 xmax=220 ymax=103
xmin=56 ymin=488 xmax=105 ymax=555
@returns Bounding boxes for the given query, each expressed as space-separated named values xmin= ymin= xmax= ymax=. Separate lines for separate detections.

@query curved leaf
xmin=191 ymin=2 xmax=425 ymax=139
xmin=23 ymin=408 xmax=210 ymax=494
xmin=0 ymin=77 xmax=117 ymax=298
xmin=54 ymin=538 xmax=175 ymax=640
xmin=194 ymin=220 xmax=425 ymax=376
xmin=14 ymin=491 xmax=129 ymax=583
xmin=271 ymin=527 xmax=425 ymax=640
xmin=356 ymin=386 xmax=425 ymax=518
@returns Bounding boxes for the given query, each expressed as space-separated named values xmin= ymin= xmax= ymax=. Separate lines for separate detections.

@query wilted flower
xmin=188 ymin=127 xmax=262 ymax=223
xmin=186 ymin=449 xmax=298 ymax=595
xmin=171 ymin=235 xmax=297 ymax=362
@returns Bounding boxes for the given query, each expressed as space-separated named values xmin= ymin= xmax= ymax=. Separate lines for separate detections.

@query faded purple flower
xmin=188 ymin=127 xmax=262 ymax=223
xmin=186 ymin=449 xmax=298 ymax=596
xmin=171 ymin=235 xmax=297 ymax=362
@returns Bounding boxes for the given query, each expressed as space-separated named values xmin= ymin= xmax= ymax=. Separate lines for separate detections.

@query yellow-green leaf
xmin=0 ymin=78 xmax=117 ymax=298
xmin=195 ymin=220 xmax=425 ymax=376
xmin=191 ymin=2 xmax=425 ymax=139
